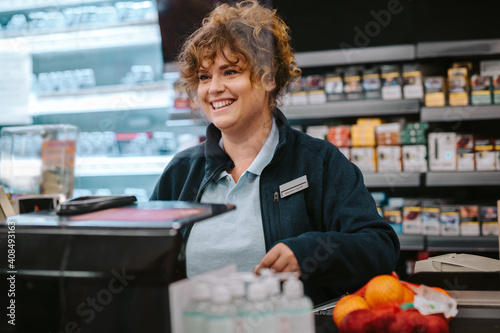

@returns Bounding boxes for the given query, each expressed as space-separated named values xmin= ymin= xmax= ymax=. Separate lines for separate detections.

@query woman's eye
xmin=224 ymin=70 xmax=237 ymax=76
xmin=198 ymin=74 xmax=209 ymax=81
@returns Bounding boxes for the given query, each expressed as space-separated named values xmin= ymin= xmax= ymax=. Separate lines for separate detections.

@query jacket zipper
xmin=273 ymin=191 xmax=283 ymax=239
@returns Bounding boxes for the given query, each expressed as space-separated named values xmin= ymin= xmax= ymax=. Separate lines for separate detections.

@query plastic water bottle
xmin=205 ymin=285 xmax=236 ymax=333
xmin=240 ymin=281 xmax=276 ymax=333
xmin=228 ymin=279 xmax=247 ymax=333
xmin=279 ymin=277 xmax=315 ymax=333
xmin=183 ymin=281 xmax=211 ymax=333
xmin=262 ymin=275 xmax=282 ymax=331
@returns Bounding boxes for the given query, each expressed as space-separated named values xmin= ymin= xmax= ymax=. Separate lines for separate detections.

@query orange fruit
xmin=402 ymin=285 xmax=415 ymax=303
xmin=333 ymin=294 xmax=370 ymax=327
xmin=365 ymin=275 xmax=405 ymax=308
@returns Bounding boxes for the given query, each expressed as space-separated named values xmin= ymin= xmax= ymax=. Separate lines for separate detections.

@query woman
xmin=151 ymin=0 xmax=399 ymax=305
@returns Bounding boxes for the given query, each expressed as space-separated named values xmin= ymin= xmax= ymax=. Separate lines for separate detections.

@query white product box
xmin=457 ymin=153 xmax=475 ymax=171
xmin=351 ymin=147 xmax=376 ymax=173
xmin=338 ymin=147 xmax=350 ymax=160
xmin=402 ymin=203 xmax=422 ymax=234
xmin=428 ymin=133 xmax=457 ymax=171
xmin=421 ymin=205 xmax=441 ymax=235
xmin=481 ymin=206 xmax=499 ymax=236
xmin=402 ymin=145 xmax=428 ymax=172
xmin=440 ymin=206 xmax=460 ymax=236
xmin=377 ymin=146 xmax=402 ymax=172
xmin=475 ymin=151 xmax=496 ymax=171
xmin=459 ymin=205 xmax=480 ymax=236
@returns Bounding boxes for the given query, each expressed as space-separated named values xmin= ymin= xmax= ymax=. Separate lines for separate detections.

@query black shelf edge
xmin=421 ymin=105 xmax=500 ymax=122
xmin=282 ymin=99 xmax=420 ymax=120
xmin=398 ymin=234 xmax=425 ymax=251
xmin=426 ymin=236 xmax=499 ymax=252
xmin=364 ymin=172 xmax=421 ymax=188
xmin=426 ymin=172 xmax=500 ymax=187
xmin=417 ymin=38 xmax=500 ymax=59
xmin=294 ymin=44 xmax=415 ymax=68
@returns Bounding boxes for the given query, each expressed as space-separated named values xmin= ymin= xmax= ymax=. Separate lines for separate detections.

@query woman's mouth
xmin=211 ymin=99 xmax=234 ymax=110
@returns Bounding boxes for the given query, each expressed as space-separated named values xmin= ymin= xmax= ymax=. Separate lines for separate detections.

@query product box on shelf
xmin=362 ymin=67 xmax=382 ymax=100
xmin=428 ymin=132 xmax=457 ymax=171
xmin=480 ymin=206 xmax=498 ymax=236
xmin=324 ymin=72 xmax=345 ymax=101
xmin=343 ymin=67 xmax=364 ymax=100
xmin=459 ymin=205 xmax=480 ymax=236
xmin=351 ymin=125 xmax=376 ymax=147
xmin=496 ymin=139 xmax=500 ymax=171
xmin=493 ymin=75 xmax=500 ymax=104
xmin=402 ymin=64 xmax=424 ymax=100
xmin=475 ymin=138 xmax=496 ymax=171
xmin=456 ymin=134 xmax=475 ymax=171
xmin=327 ymin=125 xmax=350 ymax=147
xmin=376 ymin=146 xmax=402 ymax=172
xmin=401 ymin=122 xmax=428 ymax=145
xmin=421 ymin=200 xmax=441 ymax=236
xmin=424 ymin=76 xmax=447 ymax=107
xmin=470 ymin=74 xmax=492 ymax=105
xmin=338 ymin=147 xmax=350 ymax=160
xmin=306 ymin=75 xmax=327 ymax=104
xmin=402 ymin=145 xmax=428 ymax=172
xmin=383 ymin=206 xmax=402 ymax=234
xmin=351 ymin=147 xmax=376 ymax=173
xmin=290 ymin=77 xmax=308 ymax=105
xmin=380 ymin=64 xmax=402 ymax=100
xmin=440 ymin=205 xmax=460 ymax=236
xmin=306 ymin=125 xmax=329 ymax=140
xmin=375 ymin=122 xmax=401 ymax=146
xmin=447 ymin=65 xmax=470 ymax=106
xmin=402 ymin=199 xmax=422 ymax=234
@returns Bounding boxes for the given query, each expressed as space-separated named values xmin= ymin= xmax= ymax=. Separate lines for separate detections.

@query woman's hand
xmin=254 ymin=243 xmax=301 ymax=276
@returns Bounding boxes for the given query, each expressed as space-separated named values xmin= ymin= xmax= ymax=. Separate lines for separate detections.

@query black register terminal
xmin=0 ymin=200 xmax=235 ymax=333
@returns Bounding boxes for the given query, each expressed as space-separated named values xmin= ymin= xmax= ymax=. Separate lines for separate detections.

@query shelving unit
xmin=283 ymin=99 xmax=420 ymax=120
xmin=363 ymin=172 xmax=421 ymax=188
xmin=421 ymin=105 xmax=500 ymax=122
xmin=426 ymin=172 xmax=500 ymax=187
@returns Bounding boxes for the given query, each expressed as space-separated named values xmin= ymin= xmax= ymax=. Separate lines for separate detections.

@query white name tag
xmin=279 ymin=175 xmax=308 ymax=199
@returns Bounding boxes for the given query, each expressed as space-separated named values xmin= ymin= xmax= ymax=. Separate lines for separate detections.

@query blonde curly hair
xmin=177 ymin=0 xmax=301 ymax=111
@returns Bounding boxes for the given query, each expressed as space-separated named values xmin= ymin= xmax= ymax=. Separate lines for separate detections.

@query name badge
xmin=279 ymin=175 xmax=308 ymax=199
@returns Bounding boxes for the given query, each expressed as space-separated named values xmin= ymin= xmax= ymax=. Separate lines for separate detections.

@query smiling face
xmin=197 ymin=50 xmax=275 ymax=136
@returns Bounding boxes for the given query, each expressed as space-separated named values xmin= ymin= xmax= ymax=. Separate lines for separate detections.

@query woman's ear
xmin=261 ymin=72 xmax=276 ymax=92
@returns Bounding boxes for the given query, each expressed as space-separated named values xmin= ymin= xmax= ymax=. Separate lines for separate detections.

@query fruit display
xmin=333 ymin=273 xmax=457 ymax=333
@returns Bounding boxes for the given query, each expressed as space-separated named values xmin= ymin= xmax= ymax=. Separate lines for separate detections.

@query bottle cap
xmin=283 ymin=278 xmax=304 ymax=299
xmin=247 ymin=282 xmax=267 ymax=302
xmin=211 ymin=285 xmax=232 ymax=304
xmin=192 ymin=282 xmax=211 ymax=301
xmin=262 ymin=276 xmax=280 ymax=296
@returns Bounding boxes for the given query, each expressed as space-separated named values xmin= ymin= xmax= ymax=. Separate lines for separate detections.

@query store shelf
xmin=417 ymin=38 xmax=500 ymax=59
xmin=295 ymin=44 xmax=415 ymax=68
xmin=426 ymin=172 xmax=500 ymax=187
xmin=0 ymin=114 xmax=33 ymax=126
xmin=364 ymin=172 xmax=421 ymax=188
xmin=75 ymin=155 xmax=172 ymax=177
xmin=0 ymin=23 xmax=161 ymax=55
xmin=426 ymin=236 xmax=499 ymax=252
xmin=282 ymin=99 xmax=420 ymax=120
xmin=398 ymin=234 xmax=425 ymax=251
xmin=421 ymin=105 xmax=500 ymax=122
xmin=30 ymin=82 xmax=171 ymax=115
xmin=0 ymin=0 xmax=115 ymax=13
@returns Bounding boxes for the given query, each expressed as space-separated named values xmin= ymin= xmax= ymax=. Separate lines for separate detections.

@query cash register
xmin=0 ymin=200 xmax=234 ymax=333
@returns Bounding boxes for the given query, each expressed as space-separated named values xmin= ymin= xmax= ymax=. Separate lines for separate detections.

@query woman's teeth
xmin=212 ymin=100 xmax=234 ymax=110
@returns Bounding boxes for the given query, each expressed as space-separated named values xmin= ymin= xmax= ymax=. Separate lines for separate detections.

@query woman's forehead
xmin=199 ymin=48 xmax=245 ymax=70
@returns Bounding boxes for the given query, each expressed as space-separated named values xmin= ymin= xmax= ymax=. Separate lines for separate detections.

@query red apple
xmin=425 ymin=314 xmax=450 ymax=333
xmin=339 ymin=309 xmax=376 ymax=333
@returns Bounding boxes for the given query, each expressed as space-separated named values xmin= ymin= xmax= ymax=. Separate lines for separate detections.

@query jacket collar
xmin=203 ymin=108 xmax=290 ymax=175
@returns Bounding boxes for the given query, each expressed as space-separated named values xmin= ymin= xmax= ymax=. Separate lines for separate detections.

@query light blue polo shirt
xmin=186 ymin=119 xmax=278 ymax=277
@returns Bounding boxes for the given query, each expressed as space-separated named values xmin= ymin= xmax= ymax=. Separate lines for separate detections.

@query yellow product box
xmin=481 ymin=206 xmax=498 ymax=236
xmin=357 ymin=118 xmax=382 ymax=126
xmin=402 ymin=201 xmax=422 ymax=235
xmin=448 ymin=67 xmax=470 ymax=106
xmin=424 ymin=76 xmax=447 ymax=107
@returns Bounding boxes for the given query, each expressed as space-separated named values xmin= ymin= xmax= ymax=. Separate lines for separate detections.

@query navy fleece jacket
xmin=150 ymin=109 xmax=400 ymax=305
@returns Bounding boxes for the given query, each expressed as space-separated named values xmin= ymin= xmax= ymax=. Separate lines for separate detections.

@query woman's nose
xmin=208 ymin=76 xmax=225 ymax=94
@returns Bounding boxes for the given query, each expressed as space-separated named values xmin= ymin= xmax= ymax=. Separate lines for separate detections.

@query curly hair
xmin=176 ymin=0 xmax=301 ymax=111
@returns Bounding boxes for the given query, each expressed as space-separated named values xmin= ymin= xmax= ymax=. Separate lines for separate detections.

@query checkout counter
xmin=1 ymin=200 xmax=499 ymax=332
